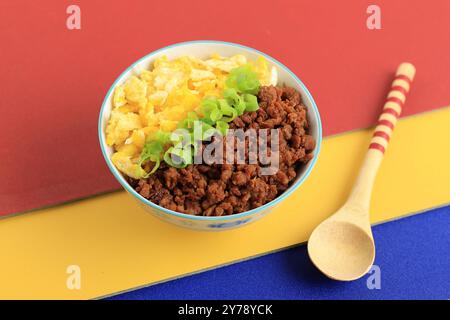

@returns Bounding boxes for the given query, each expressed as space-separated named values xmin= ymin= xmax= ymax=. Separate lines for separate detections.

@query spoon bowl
xmin=308 ymin=220 xmax=375 ymax=281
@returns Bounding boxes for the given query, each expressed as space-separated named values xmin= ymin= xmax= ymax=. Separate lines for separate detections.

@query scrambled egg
xmin=105 ymin=54 xmax=276 ymax=179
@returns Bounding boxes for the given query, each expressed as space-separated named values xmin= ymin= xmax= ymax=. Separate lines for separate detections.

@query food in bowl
xmin=105 ymin=53 xmax=315 ymax=217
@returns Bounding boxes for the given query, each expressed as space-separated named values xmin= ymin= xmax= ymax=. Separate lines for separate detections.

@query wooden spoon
xmin=307 ymin=63 xmax=416 ymax=281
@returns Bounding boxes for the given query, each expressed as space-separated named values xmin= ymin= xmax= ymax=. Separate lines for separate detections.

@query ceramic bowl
xmin=98 ymin=40 xmax=322 ymax=231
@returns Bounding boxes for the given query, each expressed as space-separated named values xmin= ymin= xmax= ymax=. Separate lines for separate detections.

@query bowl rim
xmin=98 ymin=40 xmax=322 ymax=221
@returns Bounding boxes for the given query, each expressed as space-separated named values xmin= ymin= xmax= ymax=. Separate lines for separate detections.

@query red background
xmin=1 ymin=0 xmax=449 ymax=216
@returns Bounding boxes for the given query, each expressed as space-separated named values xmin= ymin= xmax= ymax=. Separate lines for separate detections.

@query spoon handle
xmin=347 ymin=63 xmax=416 ymax=210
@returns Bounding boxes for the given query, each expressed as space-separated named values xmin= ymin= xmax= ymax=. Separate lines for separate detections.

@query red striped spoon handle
xmin=347 ymin=62 xmax=416 ymax=209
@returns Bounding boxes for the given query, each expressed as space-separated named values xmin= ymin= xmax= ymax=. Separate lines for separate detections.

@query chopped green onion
xmin=243 ymin=93 xmax=259 ymax=112
xmin=163 ymin=144 xmax=193 ymax=168
xmin=223 ymin=88 xmax=240 ymax=104
xmin=163 ymin=147 xmax=182 ymax=168
xmin=215 ymin=120 xmax=229 ymax=136
xmin=200 ymin=98 xmax=217 ymax=119
xmin=235 ymin=98 xmax=247 ymax=116
xmin=210 ymin=108 xmax=223 ymax=122
xmin=199 ymin=121 xmax=216 ymax=140
xmin=218 ymin=99 xmax=238 ymax=122
xmin=226 ymin=65 xmax=260 ymax=95
xmin=139 ymin=141 xmax=163 ymax=164
xmin=139 ymin=140 xmax=164 ymax=175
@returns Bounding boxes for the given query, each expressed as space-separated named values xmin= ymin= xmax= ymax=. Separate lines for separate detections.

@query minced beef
xmin=129 ymin=85 xmax=315 ymax=216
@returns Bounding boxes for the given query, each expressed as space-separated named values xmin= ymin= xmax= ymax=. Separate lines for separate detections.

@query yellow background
xmin=0 ymin=107 xmax=449 ymax=299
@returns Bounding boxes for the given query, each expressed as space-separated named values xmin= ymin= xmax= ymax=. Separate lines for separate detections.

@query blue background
xmin=107 ymin=205 xmax=450 ymax=300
